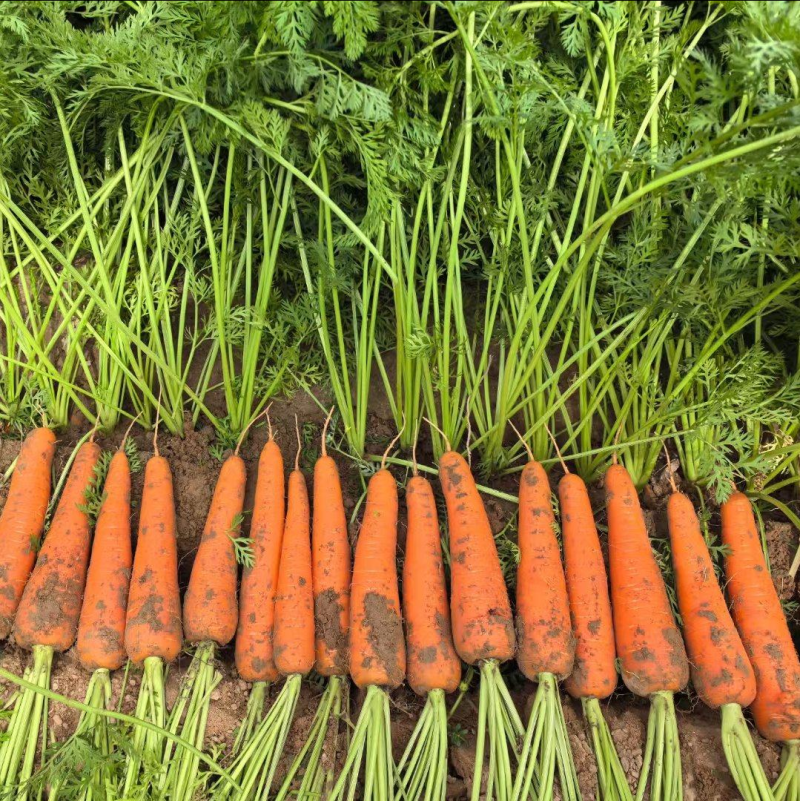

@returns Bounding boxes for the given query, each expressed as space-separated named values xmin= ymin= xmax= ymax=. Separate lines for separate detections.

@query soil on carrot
xmin=0 ymin=398 xmax=795 ymax=799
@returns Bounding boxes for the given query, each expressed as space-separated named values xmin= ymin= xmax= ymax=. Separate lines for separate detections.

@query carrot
xmin=437 ymin=442 xmax=521 ymax=801
xmin=76 ymin=447 xmax=132 ymax=671
xmin=349 ymin=466 xmax=405 ymax=689
xmin=182 ymin=453 xmax=246 ymax=646
xmin=235 ymin=418 xmax=285 ymax=684
xmin=169 ymin=443 xmax=247 ymax=800
xmin=0 ymin=427 xmax=56 ymax=639
xmin=438 ymin=449 xmax=514 ymax=664
xmin=606 ymin=460 xmax=688 ymax=801
xmin=312 ymin=409 xmax=350 ymax=677
xmin=560 ymin=473 xmax=617 ymax=701
xmin=13 ymin=439 xmax=101 ymax=652
xmin=67 ymin=428 xmax=137 ymax=800
xmin=0 ymin=436 xmax=100 ymax=796
xmin=667 ymin=480 xmax=771 ymax=801
xmin=559 ymin=464 xmax=630 ymax=801
xmin=122 ymin=427 xmax=183 ymax=796
xmin=721 ymin=490 xmax=800 ymax=801
xmin=606 ymin=463 xmax=688 ymax=696
xmin=721 ymin=491 xmax=800 ymax=742
xmin=511 ymin=451 xmax=579 ymax=801
xmin=398 ymin=461 xmax=461 ymax=801
xmin=124 ymin=453 xmax=182 ymax=664
xmin=273 ymin=443 xmax=314 ymax=676
xmin=330 ymin=434 xmax=405 ymax=801
xmin=403 ymin=473 xmax=460 ymax=696
xmin=516 ymin=460 xmax=574 ymax=680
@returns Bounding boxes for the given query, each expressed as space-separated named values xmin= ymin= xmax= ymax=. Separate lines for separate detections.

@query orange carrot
xmin=124 ymin=452 xmax=182 ymax=664
xmin=403 ymin=473 xmax=460 ymax=696
xmin=349 ymin=466 xmax=405 ymax=689
xmin=273 ymin=439 xmax=314 ymax=677
xmin=0 ymin=427 xmax=56 ymax=638
xmin=721 ymin=492 xmax=800 ymax=742
xmin=76 ymin=447 xmax=132 ymax=671
xmin=515 ymin=460 xmax=574 ymax=681
xmin=669 ymin=491 xmax=755 ymax=709
xmin=14 ymin=440 xmax=101 ymax=652
xmin=560 ymin=473 xmax=617 ymax=700
xmin=438 ymin=450 xmax=514 ymax=665
xmin=605 ymin=463 xmax=688 ymax=696
xmin=183 ymin=454 xmax=246 ymax=646
xmin=312 ymin=412 xmax=351 ymax=677
xmin=236 ymin=427 xmax=285 ymax=683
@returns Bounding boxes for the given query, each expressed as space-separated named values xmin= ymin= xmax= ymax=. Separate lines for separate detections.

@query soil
xmin=0 ymin=396 xmax=797 ymax=800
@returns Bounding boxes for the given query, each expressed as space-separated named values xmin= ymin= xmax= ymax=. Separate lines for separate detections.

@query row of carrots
xmin=0 ymin=421 xmax=798 ymax=801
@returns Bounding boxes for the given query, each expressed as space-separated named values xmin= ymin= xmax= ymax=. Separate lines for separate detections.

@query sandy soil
xmin=0 ymin=397 xmax=797 ymax=799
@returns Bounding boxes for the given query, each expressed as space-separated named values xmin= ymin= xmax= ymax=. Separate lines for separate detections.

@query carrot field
xmin=0 ymin=2 xmax=799 ymax=799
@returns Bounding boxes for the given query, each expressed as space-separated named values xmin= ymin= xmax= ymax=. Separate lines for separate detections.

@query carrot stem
xmin=773 ymin=740 xmax=800 ymax=801
xmin=44 ymin=667 xmax=116 ymax=800
xmin=582 ymin=697 xmax=632 ymax=801
xmin=720 ymin=704 xmax=773 ymax=801
xmin=233 ymin=680 xmax=268 ymax=755
xmin=329 ymin=685 xmax=394 ymax=801
xmin=470 ymin=660 xmax=524 ymax=801
xmin=221 ymin=674 xmax=303 ymax=799
xmin=124 ymin=655 xmax=169 ymax=794
xmin=0 ymin=662 xmax=240 ymax=793
xmin=398 ymin=689 xmax=449 ymax=799
xmin=276 ymin=675 xmax=344 ymax=800
xmin=512 ymin=672 xmax=580 ymax=801
xmin=635 ymin=692 xmax=681 ymax=801
xmin=0 ymin=644 xmax=53 ymax=799
xmin=165 ymin=641 xmax=221 ymax=799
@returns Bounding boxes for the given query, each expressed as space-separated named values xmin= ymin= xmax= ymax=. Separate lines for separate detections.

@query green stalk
xmin=234 ymin=680 xmax=267 ymax=754
xmin=329 ymin=684 xmax=394 ymax=801
xmin=398 ymin=689 xmax=450 ymax=800
xmin=583 ymin=697 xmax=632 ymax=801
xmin=276 ymin=675 xmax=345 ymax=800
xmin=773 ymin=741 xmax=800 ymax=801
xmin=0 ymin=644 xmax=53 ymax=801
xmin=45 ymin=668 xmax=118 ymax=801
xmin=512 ymin=673 xmax=579 ymax=801
xmin=0 ymin=661 xmax=239 ymax=792
xmin=720 ymin=704 xmax=773 ymax=801
xmin=123 ymin=656 xmax=169 ymax=795
xmin=636 ymin=691 xmax=681 ymax=801
xmin=468 ymin=660 xmax=525 ymax=801
xmin=218 ymin=674 xmax=303 ymax=800
xmin=164 ymin=641 xmax=221 ymax=799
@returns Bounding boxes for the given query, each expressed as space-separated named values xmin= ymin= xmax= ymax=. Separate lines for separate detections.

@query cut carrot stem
xmin=0 ymin=440 xmax=100 ymax=799
xmin=123 ymin=448 xmax=183 ymax=796
xmin=721 ymin=491 xmax=800 ymax=799
xmin=438 ymin=449 xmax=520 ymax=800
xmin=605 ymin=463 xmax=688 ymax=801
xmin=0 ymin=427 xmax=56 ymax=639
xmin=560 ymin=471 xmax=631 ymax=801
xmin=512 ymin=460 xmax=580 ymax=801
